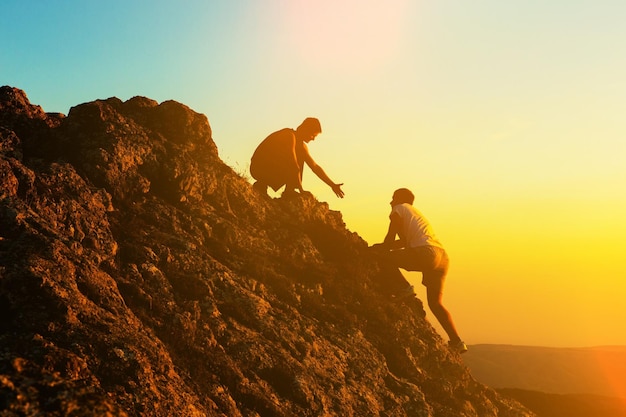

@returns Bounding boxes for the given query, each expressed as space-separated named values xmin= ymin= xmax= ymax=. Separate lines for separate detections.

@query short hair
xmin=393 ymin=188 xmax=415 ymax=204
xmin=298 ymin=117 xmax=322 ymax=134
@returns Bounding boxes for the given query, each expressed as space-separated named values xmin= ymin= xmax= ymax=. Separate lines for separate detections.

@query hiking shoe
xmin=448 ymin=340 xmax=468 ymax=354
xmin=281 ymin=188 xmax=299 ymax=199
xmin=395 ymin=285 xmax=415 ymax=299
xmin=252 ymin=181 xmax=268 ymax=195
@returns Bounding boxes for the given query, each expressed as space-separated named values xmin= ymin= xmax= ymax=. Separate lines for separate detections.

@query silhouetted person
xmin=370 ymin=188 xmax=467 ymax=354
xmin=250 ymin=117 xmax=344 ymax=198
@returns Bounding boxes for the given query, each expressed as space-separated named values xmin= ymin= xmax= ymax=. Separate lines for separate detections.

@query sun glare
xmin=278 ymin=0 xmax=414 ymax=74
xmin=592 ymin=348 xmax=626 ymax=400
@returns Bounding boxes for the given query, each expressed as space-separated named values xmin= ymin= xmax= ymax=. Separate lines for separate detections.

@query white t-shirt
xmin=391 ymin=203 xmax=443 ymax=249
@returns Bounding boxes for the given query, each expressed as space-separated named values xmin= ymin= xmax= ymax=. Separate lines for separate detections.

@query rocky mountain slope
xmin=0 ymin=86 xmax=534 ymax=416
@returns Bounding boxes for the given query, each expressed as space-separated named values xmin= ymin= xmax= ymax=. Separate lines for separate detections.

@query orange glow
xmin=592 ymin=347 xmax=626 ymax=400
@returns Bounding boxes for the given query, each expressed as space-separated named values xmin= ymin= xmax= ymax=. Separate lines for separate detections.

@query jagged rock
xmin=0 ymin=86 xmax=535 ymax=416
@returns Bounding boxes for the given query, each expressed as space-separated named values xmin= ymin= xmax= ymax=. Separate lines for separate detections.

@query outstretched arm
xmin=310 ymin=164 xmax=344 ymax=198
xmin=303 ymin=145 xmax=345 ymax=198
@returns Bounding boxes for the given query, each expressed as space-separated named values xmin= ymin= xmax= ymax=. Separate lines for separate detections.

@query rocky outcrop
xmin=0 ymin=86 xmax=534 ymax=416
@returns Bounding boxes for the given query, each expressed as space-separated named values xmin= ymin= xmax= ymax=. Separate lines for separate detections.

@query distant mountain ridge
xmin=0 ymin=86 xmax=533 ymax=416
xmin=464 ymin=344 xmax=626 ymax=399
xmin=497 ymin=388 xmax=626 ymax=417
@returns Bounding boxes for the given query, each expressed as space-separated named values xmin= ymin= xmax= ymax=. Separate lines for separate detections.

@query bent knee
xmin=427 ymin=298 xmax=446 ymax=313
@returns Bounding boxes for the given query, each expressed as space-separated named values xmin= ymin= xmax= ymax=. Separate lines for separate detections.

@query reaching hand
xmin=331 ymin=183 xmax=345 ymax=198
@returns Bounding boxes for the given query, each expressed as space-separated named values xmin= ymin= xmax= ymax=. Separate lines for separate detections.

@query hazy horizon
xmin=3 ymin=0 xmax=625 ymax=349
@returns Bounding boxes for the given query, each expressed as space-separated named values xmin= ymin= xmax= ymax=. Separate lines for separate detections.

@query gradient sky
xmin=3 ymin=0 xmax=625 ymax=348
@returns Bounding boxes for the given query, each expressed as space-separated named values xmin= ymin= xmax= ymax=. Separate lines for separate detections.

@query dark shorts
xmin=385 ymin=245 xmax=449 ymax=287
xmin=250 ymin=156 xmax=291 ymax=191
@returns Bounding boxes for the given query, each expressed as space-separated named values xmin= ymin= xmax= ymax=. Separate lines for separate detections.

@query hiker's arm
xmin=284 ymin=133 xmax=303 ymax=191
xmin=304 ymin=148 xmax=344 ymax=198
xmin=382 ymin=212 xmax=404 ymax=249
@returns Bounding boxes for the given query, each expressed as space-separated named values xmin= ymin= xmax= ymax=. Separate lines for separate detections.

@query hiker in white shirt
xmin=371 ymin=188 xmax=467 ymax=354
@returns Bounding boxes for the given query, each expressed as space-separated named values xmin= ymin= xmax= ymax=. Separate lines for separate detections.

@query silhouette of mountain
xmin=464 ymin=344 xmax=626 ymax=398
xmin=0 ymin=86 xmax=533 ymax=416
xmin=464 ymin=345 xmax=626 ymax=417
xmin=497 ymin=389 xmax=626 ymax=417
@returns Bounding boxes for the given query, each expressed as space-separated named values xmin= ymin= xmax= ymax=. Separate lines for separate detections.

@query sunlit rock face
xmin=0 ymin=86 xmax=534 ymax=416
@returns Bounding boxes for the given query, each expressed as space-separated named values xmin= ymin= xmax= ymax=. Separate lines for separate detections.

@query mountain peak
xmin=0 ymin=87 xmax=534 ymax=416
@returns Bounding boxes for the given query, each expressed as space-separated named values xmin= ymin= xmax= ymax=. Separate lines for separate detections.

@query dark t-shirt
xmin=250 ymin=128 xmax=305 ymax=190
